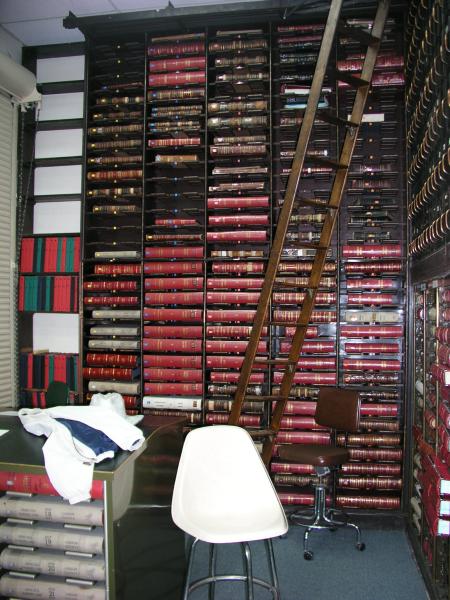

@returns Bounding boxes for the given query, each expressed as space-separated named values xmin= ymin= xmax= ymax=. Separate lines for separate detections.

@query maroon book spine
xmin=206 ymin=230 xmax=267 ymax=242
xmin=280 ymin=416 xmax=327 ymax=430
xmin=0 ymin=472 xmax=103 ymax=499
xmin=276 ymin=431 xmax=331 ymax=444
xmin=149 ymin=56 xmax=206 ymax=71
xmin=439 ymin=402 xmax=450 ymax=429
xmin=82 ymin=367 xmax=134 ymax=380
xmin=341 ymin=463 xmax=402 ymax=476
xmin=345 ymin=342 xmax=400 ymax=353
xmin=144 ymin=261 xmax=203 ymax=274
xmin=148 ymin=71 xmax=206 ymax=86
xmin=348 ymin=448 xmax=402 ymax=461
xmin=85 ymin=353 xmax=138 ymax=367
xmin=206 ymin=413 xmax=261 ymax=427
xmin=206 ymin=325 xmax=268 ymax=337
xmin=438 ymin=345 xmax=450 ymax=367
xmin=206 ymin=355 xmax=267 ymax=369
xmin=430 ymin=364 xmax=450 ymax=386
xmin=337 ymin=433 xmax=401 ymax=446
xmin=340 ymin=325 xmax=403 ymax=338
xmin=144 ymin=382 xmax=203 ymax=395
xmin=436 ymin=328 xmax=450 ymax=344
xmin=84 ymin=296 xmax=139 ymax=306
xmin=206 ymin=291 xmax=260 ymax=304
xmin=278 ymin=493 xmax=315 ymax=506
xmin=336 ymin=495 xmax=401 ymax=509
xmin=212 ymin=262 xmax=265 ymax=274
xmin=280 ymin=341 xmax=335 ymax=353
xmin=273 ymin=310 xmax=336 ymax=323
xmin=344 ymin=261 xmax=402 ymax=274
xmin=143 ymin=308 xmax=203 ymax=321
xmin=207 ymin=278 xmax=263 ymax=290
xmin=342 ymin=244 xmax=402 ymax=259
xmin=273 ymin=292 xmax=336 ymax=304
xmin=360 ymin=403 xmax=399 ymax=417
xmin=206 ymin=340 xmax=267 ymax=353
xmin=337 ymin=476 xmax=402 ymax=490
xmin=84 ymin=280 xmax=138 ymax=291
xmin=143 ymin=325 xmax=203 ymax=338
xmin=284 ymin=326 xmax=319 ymax=338
xmin=343 ymin=373 xmax=399 ymax=384
xmin=148 ymin=42 xmax=205 ymax=56
xmin=273 ymin=372 xmax=337 ymax=385
xmin=145 ymin=291 xmax=204 ymax=305
xmin=207 ymin=309 xmax=256 ymax=322
xmin=207 ymin=196 xmax=269 ymax=209
xmin=144 ymin=246 xmax=203 ymax=258
xmin=208 ymin=215 xmax=269 ymax=226
xmin=346 ymin=278 xmax=397 ymax=290
xmin=145 ymin=277 xmax=204 ymax=290
xmin=271 ymin=462 xmax=315 ymax=475
xmin=143 ymin=354 xmax=201 ymax=368
xmin=210 ymin=371 xmax=264 ymax=383
xmin=275 ymin=401 xmax=317 ymax=415
xmin=144 ymin=368 xmax=203 ymax=382
xmin=143 ymin=338 xmax=202 ymax=352
xmin=343 ymin=358 xmax=401 ymax=371
xmin=94 ymin=264 xmax=141 ymax=275
xmin=346 ymin=293 xmax=396 ymax=305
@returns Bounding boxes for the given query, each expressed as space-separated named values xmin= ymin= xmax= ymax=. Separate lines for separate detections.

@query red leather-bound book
xmin=342 ymin=244 xmax=402 ymax=258
xmin=430 ymin=364 xmax=450 ymax=386
xmin=284 ymin=326 xmax=319 ymax=338
xmin=206 ymin=230 xmax=267 ymax=242
xmin=206 ymin=413 xmax=261 ymax=427
xmin=340 ymin=325 xmax=403 ymax=338
xmin=273 ymin=372 xmax=337 ymax=385
xmin=82 ymin=367 xmax=134 ymax=380
xmin=208 ymin=214 xmax=269 ymax=226
xmin=143 ymin=325 xmax=203 ymax=338
xmin=207 ymin=309 xmax=256 ymax=322
xmin=278 ymin=261 xmax=336 ymax=274
xmin=280 ymin=416 xmax=327 ymax=430
xmin=360 ymin=403 xmax=399 ymax=417
xmin=143 ymin=308 xmax=203 ymax=321
xmin=341 ymin=463 xmax=402 ymax=476
xmin=94 ymin=264 xmax=141 ymax=275
xmin=145 ymin=291 xmax=203 ymax=305
xmin=20 ymin=238 xmax=34 ymax=272
xmin=206 ymin=340 xmax=266 ymax=353
xmin=344 ymin=373 xmax=399 ymax=384
xmin=348 ymin=448 xmax=402 ymax=461
xmin=144 ymin=246 xmax=203 ymax=259
xmin=345 ymin=278 xmax=398 ymax=290
xmin=144 ymin=367 xmax=203 ymax=382
xmin=439 ymin=402 xmax=450 ymax=429
xmin=84 ymin=296 xmax=139 ymax=306
xmin=337 ymin=433 xmax=401 ymax=446
xmin=273 ymin=310 xmax=336 ymax=323
xmin=207 ymin=196 xmax=269 ymax=209
xmin=344 ymin=342 xmax=400 ymax=354
xmin=336 ymin=495 xmax=400 ymax=510
xmin=143 ymin=354 xmax=201 ymax=368
xmin=276 ymin=431 xmax=331 ymax=444
xmin=276 ymin=401 xmax=316 ymax=415
xmin=207 ymin=355 xmax=267 ymax=369
xmin=206 ymin=325 xmax=268 ymax=337
xmin=207 ymin=278 xmax=263 ymax=290
xmin=0 ymin=472 xmax=103 ymax=499
xmin=144 ymin=382 xmax=203 ymax=395
xmin=84 ymin=280 xmax=138 ymax=291
xmin=143 ymin=338 xmax=202 ymax=353
xmin=337 ymin=476 xmax=402 ymax=490
xmin=344 ymin=261 xmax=402 ymax=274
xmin=436 ymin=328 xmax=450 ymax=344
xmin=346 ymin=293 xmax=396 ymax=305
xmin=145 ymin=277 xmax=204 ymax=290
xmin=438 ymin=345 xmax=450 ymax=367
xmin=212 ymin=262 xmax=265 ymax=274
xmin=210 ymin=371 xmax=264 ymax=383
xmin=85 ymin=353 xmax=138 ymax=367
xmin=149 ymin=56 xmax=206 ymax=72
xmin=144 ymin=261 xmax=203 ymax=274
xmin=148 ymin=42 xmax=205 ymax=56
xmin=343 ymin=358 xmax=401 ymax=371
xmin=280 ymin=341 xmax=335 ymax=353
xmin=206 ymin=291 xmax=260 ymax=304
xmin=277 ymin=493 xmax=316 ymax=506
xmin=271 ymin=462 xmax=315 ymax=475
xmin=273 ymin=292 xmax=336 ymax=305
xmin=148 ymin=71 xmax=205 ymax=86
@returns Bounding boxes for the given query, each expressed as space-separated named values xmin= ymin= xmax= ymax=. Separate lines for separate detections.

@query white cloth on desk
xmin=18 ymin=406 xmax=145 ymax=504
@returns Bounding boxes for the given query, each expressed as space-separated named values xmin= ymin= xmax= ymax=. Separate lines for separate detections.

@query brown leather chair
xmin=278 ymin=386 xmax=365 ymax=560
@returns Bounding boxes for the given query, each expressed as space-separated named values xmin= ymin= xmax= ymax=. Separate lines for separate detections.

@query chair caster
xmin=304 ymin=550 xmax=314 ymax=560
xmin=356 ymin=542 xmax=365 ymax=551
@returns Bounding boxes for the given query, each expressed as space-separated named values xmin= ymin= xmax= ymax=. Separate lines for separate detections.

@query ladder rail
xmin=229 ymin=0 xmax=344 ymax=424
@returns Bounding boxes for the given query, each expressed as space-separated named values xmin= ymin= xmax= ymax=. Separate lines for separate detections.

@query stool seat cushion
xmin=278 ymin=443 xmax=350 ymax=467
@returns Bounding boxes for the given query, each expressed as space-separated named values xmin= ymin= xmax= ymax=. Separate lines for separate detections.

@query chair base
xmin=289 ymin=483 xmax=365 ymax=560
xmin=183 ymin=537 xmax=281 ymax=600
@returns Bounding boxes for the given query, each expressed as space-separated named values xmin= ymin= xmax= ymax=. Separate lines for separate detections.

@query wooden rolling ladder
xmin=228 ymin=0 xmax=391 ymax=466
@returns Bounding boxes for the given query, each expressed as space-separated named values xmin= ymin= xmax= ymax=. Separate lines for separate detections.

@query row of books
xmin=19 ymin=353 xmax=78 ymax=391
xmin=20 ymin=237 xmax=80 ymax=274
xmin=18 ymin=275 xmax=79 ymax=313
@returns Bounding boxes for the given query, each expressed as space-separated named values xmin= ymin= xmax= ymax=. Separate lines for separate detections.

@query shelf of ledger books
xmin=203 ymin=25 xmax=272 ymax=431
xmin=141 ymin=30 xmax=207 ymax=423
xmin=409 ymin=278 xmax=450 ymax=599
xmin=82 ymin=38 xmax=145 ymax=414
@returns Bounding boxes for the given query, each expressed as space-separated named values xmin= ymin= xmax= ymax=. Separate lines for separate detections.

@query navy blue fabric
xmin=56 ymin=418 xmax=119 ymax=455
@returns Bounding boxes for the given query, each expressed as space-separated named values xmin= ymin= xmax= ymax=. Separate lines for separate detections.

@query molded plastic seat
xmin=279 ymin=443 xmax=349 ymax=467
xmin=45 ymin=381 xmax=70 ymax=408
xmin=172 ymin=425 xmax=288 ymax=599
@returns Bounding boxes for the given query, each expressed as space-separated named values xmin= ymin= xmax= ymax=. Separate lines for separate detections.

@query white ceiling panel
xmin=3 ymin=18 xmax=85 ymax=46
xmin=0 ymin=0 xmax=117 ymax=23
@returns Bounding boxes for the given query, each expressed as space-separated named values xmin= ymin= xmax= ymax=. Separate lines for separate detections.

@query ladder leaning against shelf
xmin=228 ymin=0 xmax=392 ymax=466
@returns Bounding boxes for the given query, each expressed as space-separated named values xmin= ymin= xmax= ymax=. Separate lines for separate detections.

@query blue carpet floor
xmin=188 ymin=525 xmax=430 ymax=600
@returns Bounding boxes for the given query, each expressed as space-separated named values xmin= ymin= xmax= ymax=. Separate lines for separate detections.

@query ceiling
xmin=0 ymin=0 xmax=262 ymax=46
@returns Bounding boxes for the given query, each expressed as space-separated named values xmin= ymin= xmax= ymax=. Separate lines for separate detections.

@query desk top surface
xmin=0 ymin=414 xmax=184 ymax=479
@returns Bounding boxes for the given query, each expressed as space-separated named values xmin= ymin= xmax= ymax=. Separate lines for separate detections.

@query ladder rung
xmin=244 ymin=395 xmax=289 ymax=401
xmin=337 ymin=21 xmax=381 ymax=46
xmin=306 ymin=154 xmax=347 ymax=169
xmin=334 ymin=70 xmax=370 ymax=88
xmin=315 ymin=111 xmax=359 ymax=129
xmin=248 ymin=429 xmax=276 ymax=438
xmin=294 ymin=197 xmax=329 ymax=209
xmin=284 ymin=241 xmax=328 ymax=250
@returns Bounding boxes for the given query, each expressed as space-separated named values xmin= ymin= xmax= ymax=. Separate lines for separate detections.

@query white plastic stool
xmin=171 ymin=425 xmax=288 ymax=599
